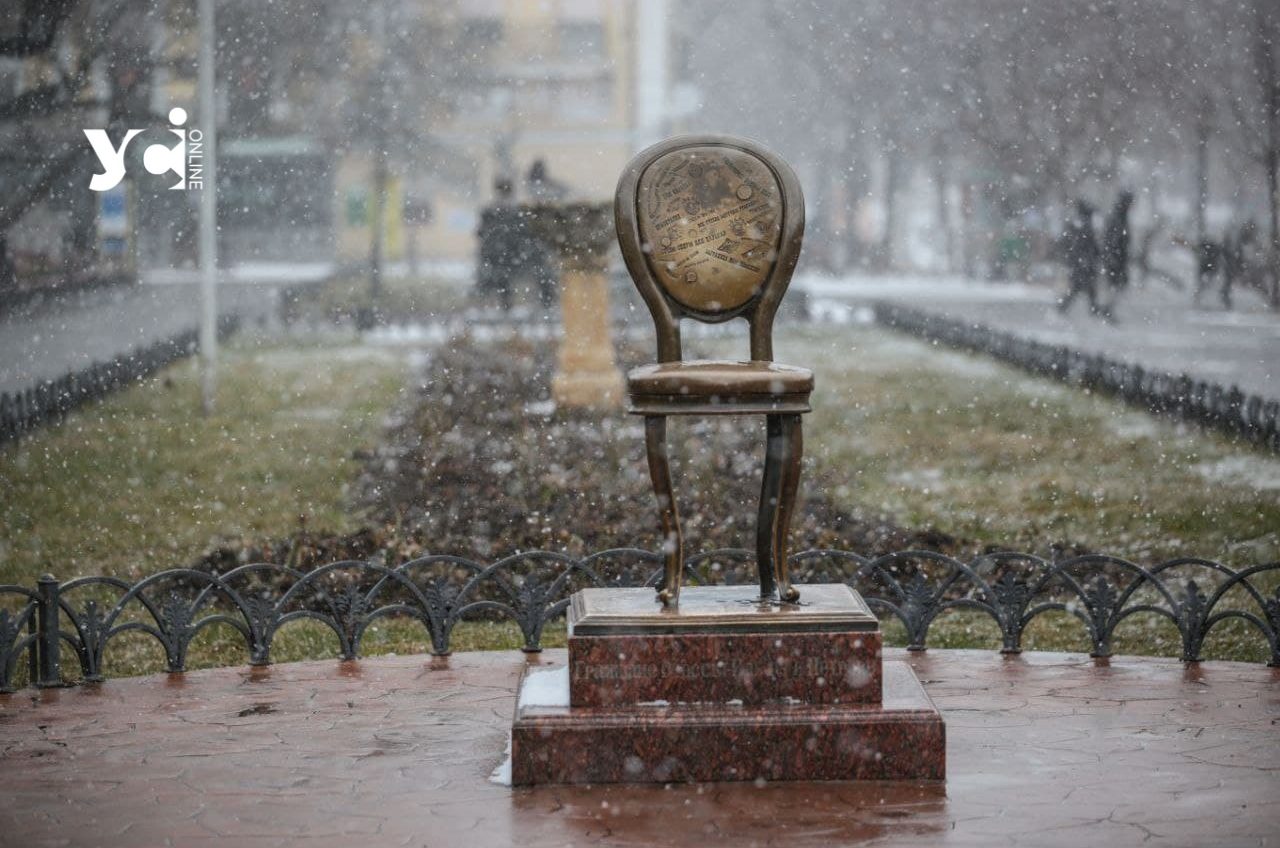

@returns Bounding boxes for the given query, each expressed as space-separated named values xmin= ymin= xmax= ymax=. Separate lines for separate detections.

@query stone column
xmin=535 ymin=203 xmax=624 ymax=410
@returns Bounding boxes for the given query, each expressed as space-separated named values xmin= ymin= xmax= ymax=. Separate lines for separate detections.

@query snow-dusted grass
xmin=766 ymin=324 xmax=1280 ymax=565
xmin=0 ymin=339 xmax=409 ymax=585
xmin=294 ymin=271 xmax=470 ymax=323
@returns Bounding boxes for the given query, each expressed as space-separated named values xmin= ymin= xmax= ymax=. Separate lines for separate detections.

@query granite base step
xmin=511 ymin=661 xmax=945 ymax=786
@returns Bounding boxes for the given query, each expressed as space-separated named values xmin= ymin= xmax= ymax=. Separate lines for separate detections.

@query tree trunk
xmin=1267 ymin=145 xmax=1279 ymax=309
xmin=827 ymin=131 xmax=852 ymax=273
xmin=880 ymin=134 xmax=902 ymax=270
xmin=0 ymin=236 xmax=15 ymax=291
xmin=960 ymin=182 xmax=977 ymax=279
xmin=1194 ymin=102 xmax=1210 ymax=246
xmin=1258 ymin=0 xmax=1280 ymax=309
xmin=932 ymin=137 xmax=952 ymax=273
xmin=847 ymin=132 xmax=873 ymax=269
xmin=1193 ymin=99 xmax=1212 ymax=299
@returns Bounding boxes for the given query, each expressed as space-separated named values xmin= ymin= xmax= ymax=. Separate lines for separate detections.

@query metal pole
xmin=35 ymin=575 xmax=62 ymax=688
xmin=198 ymin=0 xmax=218 ymax=414
xmin=634 ymin=0 xmax=668 ymax=152
xmin=369 ymin=0 xmax=388 ymax=309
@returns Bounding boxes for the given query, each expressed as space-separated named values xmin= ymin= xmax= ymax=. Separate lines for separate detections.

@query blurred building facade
xmin=0 ymin=0 xmax=686 ymax=282
xmin=401 ymin=0 xmax=655 ymax=265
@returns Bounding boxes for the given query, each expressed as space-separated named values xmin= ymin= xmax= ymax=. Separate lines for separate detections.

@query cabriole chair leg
xmin=644 ymin=415 xmax=683 ymax=605
xmin=774 ymin=414 xmax=804 ymax=603
xmin=756 ymin=415 xmax=784 ymax=599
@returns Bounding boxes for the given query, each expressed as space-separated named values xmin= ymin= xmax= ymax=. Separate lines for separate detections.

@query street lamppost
xmin=198 ymin=0 xmax=218 ymax=414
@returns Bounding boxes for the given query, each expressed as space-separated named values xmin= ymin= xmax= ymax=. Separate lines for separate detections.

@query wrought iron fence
xmin=2 ymin=548 xmax=1276 ymax=692
xmin=873 ymin=302 xmax=1280 ymax=452
xmin=0 ymin=315 xmax=240 ymax=445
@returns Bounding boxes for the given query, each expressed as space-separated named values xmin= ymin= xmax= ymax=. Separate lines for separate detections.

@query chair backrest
xmin=615 ymin=135 xmax=805 ymax=363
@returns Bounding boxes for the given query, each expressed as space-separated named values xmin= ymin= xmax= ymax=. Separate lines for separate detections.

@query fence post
xmin=26 ymin=601 xmax=39 ymax=686
xmin=35 ymin=574 xmax=64 ymax=688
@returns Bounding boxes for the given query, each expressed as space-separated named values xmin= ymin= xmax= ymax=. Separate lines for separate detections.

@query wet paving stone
xmin=0 ymin=648 xmax=1276 ymax=846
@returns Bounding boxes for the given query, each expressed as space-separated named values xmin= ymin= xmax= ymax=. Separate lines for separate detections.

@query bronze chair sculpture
xmin=615 ymin=135 xmax=811 ymax=606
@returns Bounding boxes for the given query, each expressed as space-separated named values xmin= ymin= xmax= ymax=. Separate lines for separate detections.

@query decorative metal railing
xmin=874 ymin=302 xmax=1280 ymax=452
xmin=0 ymin=314 xmax=240 ymax=445
xmin=2 ymin=549 xmax=1277 ymax=692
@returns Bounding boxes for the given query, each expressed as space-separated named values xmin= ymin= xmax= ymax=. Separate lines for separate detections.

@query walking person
xmin=1192 ymin=238 xmax=1222 ymax=307
xmin=1100 ymin=191 xmax=1133 ymax=320
xmin=1057 ymin=200 xmax=1102 ymax=317
xmin=1220 ymin=221 xmax=1256 ymax=310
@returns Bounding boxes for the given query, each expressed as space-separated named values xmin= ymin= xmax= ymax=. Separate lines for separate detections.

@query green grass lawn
xmin=768 ymin=325 xmax=1280 ymax=565
xmin=0 ymin=339 xmax=409 ymax=585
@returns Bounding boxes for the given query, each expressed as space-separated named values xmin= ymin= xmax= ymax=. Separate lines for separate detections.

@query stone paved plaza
xmin=1 ymin=649 xmax=1276 ymax=847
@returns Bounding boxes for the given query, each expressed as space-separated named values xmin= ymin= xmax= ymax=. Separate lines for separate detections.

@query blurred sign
xmin=97 ymin=184 xmax=130 ymax=259
xmin=97 ymin=185 xmax=129 ymax=238
xmin=96 ymin=183 xmax=133 ymax=266
xmin=341 ymin=179 xmax=405 ymax=259
xmin=346 ymin=188 xmax=369 ymax=226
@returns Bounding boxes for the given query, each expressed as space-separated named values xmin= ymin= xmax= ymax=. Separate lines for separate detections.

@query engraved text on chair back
xmin=616 ymin=136 xmax=805 ymax=362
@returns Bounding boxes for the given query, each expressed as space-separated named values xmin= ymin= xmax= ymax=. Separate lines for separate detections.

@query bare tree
xmin=1225 ymin=0 xmax=1280 ymax=306
xmin=0 ymin=0 xmax=158 ymax=286
xmin=678 ymin=0 xmax=1272 ymax=287
xmin=317 ymin=1 xmax=480 ymax=307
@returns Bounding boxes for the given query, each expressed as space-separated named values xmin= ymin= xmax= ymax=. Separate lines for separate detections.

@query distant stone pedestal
xmin=509 ymin=585 xmax=946 ymax=786
xmin=534 ymin=202 xmax=624 ymax=410
xmin=551 ymin=265 xmax=624 ymax=409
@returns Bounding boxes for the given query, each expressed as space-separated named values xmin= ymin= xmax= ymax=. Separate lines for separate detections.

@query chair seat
xmin=627 ymin=360 xmax=813 ymax=416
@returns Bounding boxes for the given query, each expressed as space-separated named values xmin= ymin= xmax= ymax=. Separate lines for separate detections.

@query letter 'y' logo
xmin=84 ymin=108 xmax=191 ymax=192
xmin=84 ymin=128 xmax=142 ymax=192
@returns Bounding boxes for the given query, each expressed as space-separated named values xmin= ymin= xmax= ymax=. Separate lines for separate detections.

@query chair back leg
xmin=774 ymin=414 xmax=804 ymax=602
xmin=756 ymin=415 xmax=785 ymax=599
xmin=644 ymin=415 xmax=683 ymax=605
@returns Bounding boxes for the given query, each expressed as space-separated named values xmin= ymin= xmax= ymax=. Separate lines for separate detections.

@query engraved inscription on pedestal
xmin=636 ymin=146 xmax=784 ymax=314
xmin=570 ymin=652 xmax=873 ymax=686
xmin=569 ymin=584 xmax=878 ymax=636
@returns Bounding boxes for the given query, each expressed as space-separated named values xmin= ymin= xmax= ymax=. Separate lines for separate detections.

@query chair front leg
xmin=773 ymin=414 xmax=804 ymax=603
xmin=644 ymin=415 xmax=683 ymax=605
xmin=756 ymin=414 xmax=784 ymax=599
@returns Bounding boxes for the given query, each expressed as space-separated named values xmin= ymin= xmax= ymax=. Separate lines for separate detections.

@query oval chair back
xmin=614 ymin=135 xmax=805 ymax=363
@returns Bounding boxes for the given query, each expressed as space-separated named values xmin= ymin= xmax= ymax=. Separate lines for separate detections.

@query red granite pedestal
xmin=510 ymin=585 xmax=945 ymax=785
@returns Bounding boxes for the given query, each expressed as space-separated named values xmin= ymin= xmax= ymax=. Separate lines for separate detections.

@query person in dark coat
xmin=1058 ymin=200 xmax=1102 ymax=316
xmin=475 ymin=175 xmax=559 ymax=313
xmin=476 ymin=177 xmax=520 ymax=310
xmin=1101 ymin=191 xmax=1133 ymax=316
xmin=1220 ymin=221 xmax=1255 ymax=310
xmin=1192 ymin=239 xmax=1222 ymax=307
xmin=526 ymin=158 xmax=568 ymax=203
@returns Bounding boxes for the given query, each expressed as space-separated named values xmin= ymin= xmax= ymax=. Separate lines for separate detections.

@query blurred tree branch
xmin=0 ymin=0 xmax=78 ymax=57
xmin=0 ymin=0 xmax=154 ymax=265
